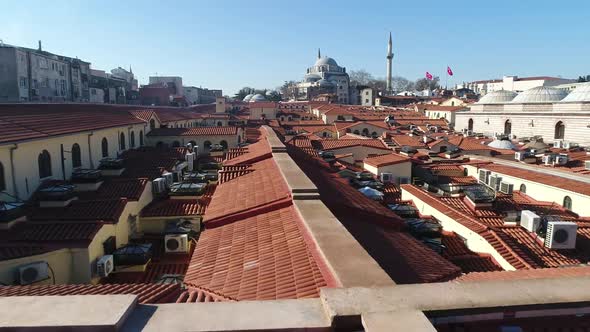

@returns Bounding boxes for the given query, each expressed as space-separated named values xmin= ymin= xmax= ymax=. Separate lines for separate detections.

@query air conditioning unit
xmin=499 ymin=181 xmax=514 ymax=195
xmin=489 ymin=175 xmax=502 ymax=191
xmin=563 ymin=141 xmax=576 ymax=149
xmin=542 ymin=154 xmax=554 ymax=165
xmin=585 ymin=160 xmax=590 ymax=171
xmin=398 ymin=177 xmax=410 ymax=185
xmin=380 ymin=173 xmax=394 ymax=184
xmin=185 ymin=152 xmax=196 ymax=171
xmin=17 ymin=261 xmax=49 ymax=285
xmin=152 ymin=177 xmax=166 ymax=194
xmin=165 ymin=234 xmax=189 ymax=253
xmin=97 ymin=255 xmax=114 ymax=277
xmin=162 ymin=172 xmax=174 ymax=187
xmin=554 ymin=154 xmax=569 ymax=166
xmin=186 ymin=142 xmax=193 ymax=151
xmin=545 ymin=221 xmax=577 ymax=249
xmin=520 ymin=210 xmax=541 ymax=232
xmin=515 ymin=151 xmax=525 ymax=161
xmin=478 ymin=169 xmax=491 ymax=184
xmin=554 ymin=140 xmax=564 ymax=149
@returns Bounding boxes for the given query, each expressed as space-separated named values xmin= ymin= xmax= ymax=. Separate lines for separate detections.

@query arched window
xmin=156 ymin=141 xmax=164 ymax=148
xmin=288 ymin=116 xmax=292 ymax=121
xmin=371 ymin=132 xmax=378 ymax=138
xmin=130 ymin=131 xmax=135 ymax=148
xmin=468 ymin=119 xmax=474 ymax=131
xmin=504 ymin=120 xmax=512 ymax=135
xmin=346 ymin=128 xmax=352 ymax=133
xmin=519 ymin=184 xmax=526 ymax=193
xmin=555 ymin=121 xmax=565 ymax=139
xmin=120 ymin=133 xmax=126 ymax=150
xmin=204 ymin=141 xmax=212 ymax=149
xmin=101 ymin=138 xmax=109 ymax=157
xmin=150 ymin=119 xmax=156 ymax=130
xmin=38 ymin=150 xmax=52 ymax=178
xmin=220 ymin=140 xmax=228 ymax=149
xmin=563 ymin=196 xmax=572 ymax=210
xmin=217 ymin=121 xmax=222 ymax=127
xmin=362 ymin=128 xmax=369 ymax=136
xmin=139 ymin=130 xmax=144 ymax=146
xmin=71 ymin=143 xmax=82 ymax=168
xmin=353 ymin=130 xmax=360 ymax=135
xmin=172 ymin=141 xmax=181 ymax=147
xmin=189 ymin=141 xmax=197 ymax=147
xmin=0 ymin=162 xmax=5 ymax=191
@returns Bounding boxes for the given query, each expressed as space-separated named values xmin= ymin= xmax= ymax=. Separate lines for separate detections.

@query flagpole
xmin=445 ymin=64 xmax=448 ymax=90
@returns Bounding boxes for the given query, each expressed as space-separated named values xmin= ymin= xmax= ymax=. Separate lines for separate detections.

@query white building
xmin=455 ymin=84 xmax=590 ymax=145
xmin=459 ymin=76 xmax=575 ymax=96
xmin=296 ymin=50 xmax=351 ymax=104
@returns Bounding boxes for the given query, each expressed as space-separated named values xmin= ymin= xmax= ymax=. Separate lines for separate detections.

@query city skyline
xmin=3 ymin=0 xmax=590 ymax=95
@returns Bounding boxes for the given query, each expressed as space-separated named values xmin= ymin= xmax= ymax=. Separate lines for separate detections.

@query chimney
xmin=38 ymin=40 xmax=42 ymax=51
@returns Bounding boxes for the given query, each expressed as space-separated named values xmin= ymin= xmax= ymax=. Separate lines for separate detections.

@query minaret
xmin=317 ymin=48 xmax=321 ymax=59
xmin=386 ymin=32 xmax=394 ymax=94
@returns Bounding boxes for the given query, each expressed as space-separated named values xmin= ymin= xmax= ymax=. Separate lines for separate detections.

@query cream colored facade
xmin=339 ymin=123 xmax=388 ymax=138
xmin=461 ymin=76 xmax=575 ymax=95
xmin=249 ymin=105 xmax=277 ymax=120
xmin=363 ymin=160 xmax=411 ymax=178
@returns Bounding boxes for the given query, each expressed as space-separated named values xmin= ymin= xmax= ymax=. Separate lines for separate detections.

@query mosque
xmin=455 ymin=83 xmax=590 ymax=145
xmin=295 ymin=49 xmax=351 ymax=104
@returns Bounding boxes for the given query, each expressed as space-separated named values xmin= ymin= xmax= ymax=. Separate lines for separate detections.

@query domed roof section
xmin=304 ymin=73 xmax=321 ymax=82
xmin=511 ymin=86 xmax=567 ymax=104
xmin=249 ymin=94 xmax=267 ymax=102
xmin=315 ymin=56 xmax=338 ymax=67
xmin=560 ymin=83 xmax=590 ymax=103
xmin=243 ymin=94 xmax=254 ymax=102
xmin=317 ymin=79 xmax=334 ymax=87
xmin=488 ymin=139 xmax=516 ymax=150
xmin=476 ymin=90 xmax=517 ymax=104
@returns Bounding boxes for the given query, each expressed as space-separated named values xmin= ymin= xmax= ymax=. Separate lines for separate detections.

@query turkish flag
xmin=447 ymin=66 xmax=454 ymax=76
xmin=426 ymin=72 xmax=433 ymax=80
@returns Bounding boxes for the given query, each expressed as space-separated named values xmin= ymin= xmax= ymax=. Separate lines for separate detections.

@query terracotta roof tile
xmin=312 ymin=139 xmax=389 ymax=151
xmin=79 ymin=178 xmax=148 ymax=201
xmin=146 ymin=126 xmax=238 ymax=137
xmin=29 ymin=198 xmax=128 ymax=223
xmin=185 ymin=205 xmax=331 ymax=300
xmin=141 ymin=199 xmax=207 ymax=218
xmin=364 ymin=153 xmax=411 ymax=167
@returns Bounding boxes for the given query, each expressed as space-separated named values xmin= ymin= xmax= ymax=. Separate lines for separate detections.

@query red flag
xmin=426 ymin=72 xmax=433 ymax=80
xmin=447 ymin=66 xmax=453 ymax=76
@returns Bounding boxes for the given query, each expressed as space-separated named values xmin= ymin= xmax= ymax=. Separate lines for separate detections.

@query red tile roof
xmin=141 ymin=199 xmax=207 ymax=217
xmin=0 ymin=222 xmax=104 ymax=246
xmin=364 ymin=153 xmax=411 ymax=167
xmin=312 ymin=139 xmax=389 ymax=151
xmin=146 ymin=126 xmax=238 ymax=137
xmin=457 ymin=265 xmax=590 ymax=282
xmin=29 ymin=198 xmax=128 ymax=223
xmin=79 ymin=178 xmax=149 ymax=201
xmin=185 ymin=205 xmax=331 ymax=301
xmin=0 ymin=245 xmax=53 ymax=261
xmin=0 ymin=283 xmax=181 ymax=304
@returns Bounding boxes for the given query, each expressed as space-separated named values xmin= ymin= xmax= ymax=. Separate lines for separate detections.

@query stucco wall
xmin=0 ymin=249 xmax=73 ymax=285
xmin=364 ymin=161 xmax=411 ymax=179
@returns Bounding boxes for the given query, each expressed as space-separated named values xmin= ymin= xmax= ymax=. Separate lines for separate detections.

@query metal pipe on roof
xmin=9 ymin=144 xmax=19 ymax=199
xmin=87 ymin=132 xmax=94 ymax=169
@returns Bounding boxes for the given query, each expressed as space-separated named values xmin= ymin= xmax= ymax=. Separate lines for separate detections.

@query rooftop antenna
xmin=317 ymin=48 xmax=321 ymax=59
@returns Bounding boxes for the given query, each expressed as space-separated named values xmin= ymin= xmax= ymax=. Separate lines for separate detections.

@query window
xmin=101 ymin=138 xmax=109 ymax=158
xmin=38 ymin=150 xmax=52 ymax=178
xmin=468 ymin=118 xmax=474 ymax=131
xmin=130 ymin=131 xmax=136 ymax=148
xmin=139 ymin=130 xmax=144 ymax=146
xmin=555 ymin=121 xmax=565 ymax=139
xmin=19 ymin=77 xmax=27 ymax=88
xmin=220 ymin=140 xmax=228 ymax=149
xmin=563 ymin=196 xmax=572 ymax=210
xmin=519 ymin=184 xmax=526 ymax=193
xmin=0 ymin=162 xmax=5 ymax=191
xmin=204 ymin=141 xmax=212 ymax=149
xmin=365 ymin=99 xmax=369 ymax=103
xmin=150 ymin=119 xmax=156 ymax=130
xmin=120 ymin=133 xmax=126 ymax=150
xmin=71 ymin=143 xmax=82 ymax=168
xmin=217 ymin=121 xmax=222 ymax=126
xmin=504 ymin=120 xmax=512 ymax=135
xmin=172 ymin=141 xmax=181 ymax=147
xmin=362 ymin=128 xmax=369 ymax=136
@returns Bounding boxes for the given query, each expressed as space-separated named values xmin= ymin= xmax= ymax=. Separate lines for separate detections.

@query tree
xmin=578 ymin=75 xmax=590 ymax=83
xmin=392 ymin=76 xmax=414 ymax=92
xmin=279 ymin=80 xmax=299 ymax=100
xmin=350 ymin=70 xmax=374 ymax=86
xmin=234 ymin=87 xmax=256 ymax=100
xmin=414 ymin=77 xmax=441 ymax=91
xmin=266 ymin=90 xmax=282 ymax=102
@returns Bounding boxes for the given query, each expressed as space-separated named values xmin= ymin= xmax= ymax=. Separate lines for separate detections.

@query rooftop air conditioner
xmin=17 ymin=261 xmax=49 ymax=285
xmin=165 ymin=234 xmax=189 ymax=253
xmin=153 ymin=178 xmax=166 ymax=194
xmin=478 ymin=169 xmax=491 ymax=184
xmin=542 ymin=154 xmax=554 ymax=166
xmin=499 ymin=181 xmax=513 ymax=195
xmin=514 ymin=151 xmax=525 ymax=161
xmin=545 ymin=221 xmax=577 ymax=249
xmin=489 ymin=175 xmax=502 ymax=191
xmin=554 ymin=155 xmax=569 ymax=166
xmin=520 ymin=210 xmax=541 ymax=232
xmin=380 ymin=173 xmax=394 ymax=184
xmin=563 ymin=141 xmax=575 ymax=149
xmin=585 ymin=160 xmax=590 ymax=171
xmin=185 ymin=152 xmax=196 ymax=171
xmin=162 ymin=172 xmax=174 ymax=188
xmin=554 ymin=140 xmax=564 ymax=149
xmin=97 ymin=255 xmax=114 ymax=277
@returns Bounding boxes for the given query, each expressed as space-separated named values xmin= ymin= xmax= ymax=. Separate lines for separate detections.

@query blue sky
xmin=3 ymin=0 xmax=589 ymax=95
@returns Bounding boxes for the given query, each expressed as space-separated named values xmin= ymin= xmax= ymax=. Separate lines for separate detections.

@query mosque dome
xmin=304 ymin=74 xmax=321 ymax=83
xmin=560 ymin=83 xmax=590 ymax=103
xmin=315 ymin=56 xmax=338 ymax=67
xmin=511 ymin=86 xmax=567 ymax=104
xmin=317 ymin=79 xmax=334 ymax=87
xmin=249 ymin=94 xmax=267 ymax=102
xmin=243 ymin=94 xmax=255 ymax=102
xmin=476 ymin=90 xmax=517 ymax=104
xmin=488 ymin=139 xmax=516 ymax=150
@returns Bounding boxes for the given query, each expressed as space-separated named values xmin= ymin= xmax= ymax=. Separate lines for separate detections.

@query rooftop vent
xmin=37 ymin=184 xmax=77 ymax=208
xmin=98 ymin=158 xmax=125 ymax=176
xmin=113 ymin=243 xmax=152 ymax=267
xmin=168 ymin=182 xmax=207 ymax=199
xmin=71 ymin=169 xmax=103 ymax=191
